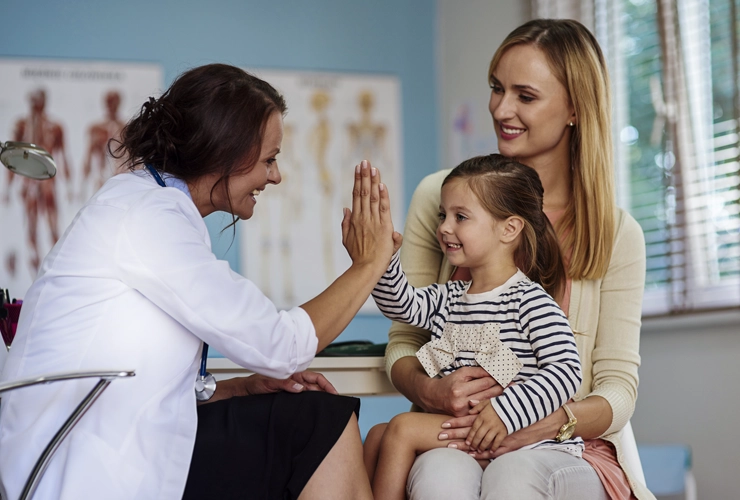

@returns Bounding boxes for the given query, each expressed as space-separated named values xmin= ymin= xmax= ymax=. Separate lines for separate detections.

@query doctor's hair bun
xmin=110 ymin=63 xmax=286 ymax=186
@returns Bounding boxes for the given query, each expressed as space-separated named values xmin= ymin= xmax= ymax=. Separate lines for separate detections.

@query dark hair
xmin=443 ymin=154 xmax=566 ymax=299
xmin=110 ymin=63 xmax=287 ymax=223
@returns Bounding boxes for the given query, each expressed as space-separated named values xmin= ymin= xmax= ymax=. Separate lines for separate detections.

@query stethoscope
xmin=146 ymin=164 xmax=217 ymax=401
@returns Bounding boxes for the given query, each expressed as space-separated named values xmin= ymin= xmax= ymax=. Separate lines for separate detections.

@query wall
xmin=0 ymin=0 xmax=437 ymax=435
xmin=437 ymin=0 xmax=528 ymax=170
xmin=633 ymin=311 xmax=740 ymax=500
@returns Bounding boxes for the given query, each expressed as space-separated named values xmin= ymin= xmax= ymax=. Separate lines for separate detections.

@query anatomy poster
xmin=0 ymin=59 xmax=163 ymax=297
xmin=241 ymin=69 xmax=404 ymax=313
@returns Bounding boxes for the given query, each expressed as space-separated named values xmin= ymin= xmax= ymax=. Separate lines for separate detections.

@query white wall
xmin=437 ymin=0 xmax=528 ymax=170
xmin=633 ymin=311 xmax=740 ymax=500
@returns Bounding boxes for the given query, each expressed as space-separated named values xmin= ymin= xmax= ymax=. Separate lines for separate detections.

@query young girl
xmin=365 ymin=154 xmax=583 ymax=499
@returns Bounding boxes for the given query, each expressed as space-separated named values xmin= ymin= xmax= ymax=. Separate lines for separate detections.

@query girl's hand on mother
xmin=436 ymin=414 xmax=499 ymax=459
xmin=439 ymin=405 xmax=567 ymax=459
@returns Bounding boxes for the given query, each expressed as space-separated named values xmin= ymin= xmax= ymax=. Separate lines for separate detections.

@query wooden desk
xmin=208 ymin=356 xmax=398 ymax=396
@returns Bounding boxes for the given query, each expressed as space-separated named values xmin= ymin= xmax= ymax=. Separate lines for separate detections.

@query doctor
xmin=0 ymin=64 xmax=400 ymax=499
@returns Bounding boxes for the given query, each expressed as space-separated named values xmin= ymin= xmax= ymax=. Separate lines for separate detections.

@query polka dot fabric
xmin=416 ymin=322 xmax=523 ymax=386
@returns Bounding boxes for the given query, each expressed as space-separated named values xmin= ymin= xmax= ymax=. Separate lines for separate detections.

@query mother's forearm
xmin=503 ymin=394 xmax=613 ymax=442
xmin=390 ymin=356 xmax=436 ymax=411
xmin=570 ymin=395 xmax=612 ymax=439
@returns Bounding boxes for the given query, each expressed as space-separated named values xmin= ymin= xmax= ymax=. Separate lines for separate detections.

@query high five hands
xmin=341 ymin=160 xmax=402 ymax=268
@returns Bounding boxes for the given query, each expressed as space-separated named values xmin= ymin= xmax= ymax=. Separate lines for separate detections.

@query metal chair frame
xmin=0 ymin=370 xmax=135 ymax=500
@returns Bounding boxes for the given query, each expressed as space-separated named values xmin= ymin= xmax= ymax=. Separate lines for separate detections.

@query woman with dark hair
xmin=384 ymin=20 xmax=652 ymax=499
xmin=0 ymin=64 xmax=399 ymax=499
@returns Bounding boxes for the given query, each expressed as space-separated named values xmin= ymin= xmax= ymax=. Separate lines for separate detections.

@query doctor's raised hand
xmin=301 ymin=159 xmax=401 ymax=353
xmin=343 ymin=160 xmax=403 ymax=267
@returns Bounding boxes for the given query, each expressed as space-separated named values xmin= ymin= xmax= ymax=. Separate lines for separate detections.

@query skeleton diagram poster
xmin=241 ymin=69 xmax=404 ymax=313
xmin=0 ymin=59 xmax=163 ymax=298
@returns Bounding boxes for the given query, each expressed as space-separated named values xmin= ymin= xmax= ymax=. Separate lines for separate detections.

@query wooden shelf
xmin=207 ymin=356 xmax=398 ymax=396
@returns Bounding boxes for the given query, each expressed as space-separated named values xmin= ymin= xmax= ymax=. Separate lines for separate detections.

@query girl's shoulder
xmin=503 ymin=274 xmax=560 ymax=307
xmin=495 ymin=271 xmax=541 ymax=299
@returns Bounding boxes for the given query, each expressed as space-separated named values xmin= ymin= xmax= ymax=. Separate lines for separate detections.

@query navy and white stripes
xmin=373 ymin=252 xmax=583 ymax=440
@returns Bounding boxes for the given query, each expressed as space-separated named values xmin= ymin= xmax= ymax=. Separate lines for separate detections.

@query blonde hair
xmin=488 ymin=19 xmax=615 ymax=280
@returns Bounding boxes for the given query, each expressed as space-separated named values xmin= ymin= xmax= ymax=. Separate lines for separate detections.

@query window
xmin=535 ymin=0 xmax=740 ymax=316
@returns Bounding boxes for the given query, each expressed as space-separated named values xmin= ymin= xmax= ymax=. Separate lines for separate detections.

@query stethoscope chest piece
xmin=195 ymin=372 xmax=217 ymax=402
xmin=195 ymin=341 xmax=216 ymax=401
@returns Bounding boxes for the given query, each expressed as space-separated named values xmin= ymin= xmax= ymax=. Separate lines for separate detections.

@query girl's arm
xmin=489 ymin=216 xmax=645 ymax=453
xmin=489 ymin=286 xmax=583 ymax=435
xmin=372 ymin=252 xmax=456 ymax=332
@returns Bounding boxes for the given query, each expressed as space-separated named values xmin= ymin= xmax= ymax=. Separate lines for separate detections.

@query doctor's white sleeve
xmin=114 ymin=190 xmax=317 ymax=379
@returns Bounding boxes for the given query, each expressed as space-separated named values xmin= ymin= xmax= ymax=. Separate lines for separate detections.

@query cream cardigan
xmin=385 ymin=169 xmax=655 ymax=500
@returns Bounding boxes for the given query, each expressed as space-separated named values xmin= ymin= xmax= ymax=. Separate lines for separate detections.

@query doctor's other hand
xmin=243 ymin=371 xmax=338 ymax=396
xmin=341 ymin=160 xmax=402 ymax=269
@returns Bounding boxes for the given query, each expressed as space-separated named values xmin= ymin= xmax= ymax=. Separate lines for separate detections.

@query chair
xmin=0 ymin=370 xmax=135 ymax=500
xmin=638 ymin=444 xmax=696 ymax=500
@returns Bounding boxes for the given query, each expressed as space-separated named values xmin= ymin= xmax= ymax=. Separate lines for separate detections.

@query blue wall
xmin=1 ymin=0 xmax=437 ymax=434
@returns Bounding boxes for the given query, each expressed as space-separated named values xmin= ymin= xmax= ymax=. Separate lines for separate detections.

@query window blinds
xmin=532 ymin=0 xmax=740 ymax=317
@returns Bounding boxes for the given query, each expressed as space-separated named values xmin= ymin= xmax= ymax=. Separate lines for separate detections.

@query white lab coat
xmin=0 ymin=172 xmax=318 ymax=499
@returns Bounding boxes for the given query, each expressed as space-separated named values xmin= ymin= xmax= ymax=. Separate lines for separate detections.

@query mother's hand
xmin=422 ymin=367 xmax=503 ymax=417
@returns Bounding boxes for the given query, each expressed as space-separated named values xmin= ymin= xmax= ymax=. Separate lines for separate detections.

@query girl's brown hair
xmin=444 ymin=154 xmax=566 ymax=299
xmin=488 ymin=19 xmax=615 ymax=280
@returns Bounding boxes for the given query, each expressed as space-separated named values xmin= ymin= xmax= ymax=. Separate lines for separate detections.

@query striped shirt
xmin=373 ymin=252 xmax=584 ymax=455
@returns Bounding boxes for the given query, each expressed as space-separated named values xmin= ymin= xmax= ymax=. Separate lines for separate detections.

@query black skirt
xmin=182 ymin=391 xmax=360 ymax=500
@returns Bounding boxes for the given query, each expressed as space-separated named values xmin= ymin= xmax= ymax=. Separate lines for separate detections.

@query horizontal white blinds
xmin=534 ymin=0 xmax=740 ymax=316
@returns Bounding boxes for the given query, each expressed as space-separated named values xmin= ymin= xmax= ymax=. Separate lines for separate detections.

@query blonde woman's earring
xmin=568 ymin=121 xmax=575 ymax=127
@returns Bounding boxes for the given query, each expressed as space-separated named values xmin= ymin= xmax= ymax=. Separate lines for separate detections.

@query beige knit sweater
xmin=385 ymin=169 xmax=655 ymax=500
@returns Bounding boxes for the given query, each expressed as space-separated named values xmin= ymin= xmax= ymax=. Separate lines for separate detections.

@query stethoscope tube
xmin=146 ymin=164 xmax=216 ymax=401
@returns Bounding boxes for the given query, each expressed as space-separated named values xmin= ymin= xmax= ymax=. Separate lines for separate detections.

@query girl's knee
xmin=385 ymin=412 xmax=417 ymax=437
xmin=364 ymin=423 xmax=387 ymax=450
xmin=366 ymin=423 xmax=387 ymax=441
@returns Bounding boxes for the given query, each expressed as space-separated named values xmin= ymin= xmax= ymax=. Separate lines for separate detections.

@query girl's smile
xmin=436 ymin=178 xmax=502 ymax=271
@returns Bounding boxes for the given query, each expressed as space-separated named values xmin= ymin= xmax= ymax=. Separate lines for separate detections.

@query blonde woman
xmin=384 ymin=19 xmax=653 ymax=500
